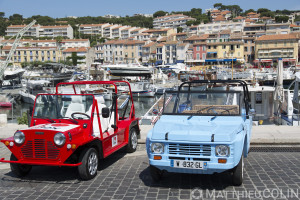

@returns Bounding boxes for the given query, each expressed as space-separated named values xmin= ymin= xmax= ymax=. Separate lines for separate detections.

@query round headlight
xmin=54 ymin=133 xmax=66 ymax=146
xmin=216 ymin=145 xmax=230 ymax=157
xmin=151 ymin=143 xmax=164 ymax=154
xmin=14 ymin=131 xmax=25 ymax=144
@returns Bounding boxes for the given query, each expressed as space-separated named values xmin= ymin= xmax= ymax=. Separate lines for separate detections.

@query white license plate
xmin=171 ymin=160 xmax=207 ymax=169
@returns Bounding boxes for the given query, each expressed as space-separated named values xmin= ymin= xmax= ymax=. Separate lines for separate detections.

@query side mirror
xmin=152 ymin=109 xmax=158 ymax=115
xmin=102 ymin=107 xmax=110 ymax=118
xmin=249 ymin=108 xmax=256 ymax=115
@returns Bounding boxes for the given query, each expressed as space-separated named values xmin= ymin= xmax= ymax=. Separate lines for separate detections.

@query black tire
xmin=150 ymin=165 xmax=162 ymax=182
xmin=126 ymin=128 xmax=138 ymax=153
xmin=10 ymin=154 xmax=32 ymax=177
xmin=232 ymin=154 xmax=244 ymax=186
xmin=78 ymin=148 xmax=99 ymax=180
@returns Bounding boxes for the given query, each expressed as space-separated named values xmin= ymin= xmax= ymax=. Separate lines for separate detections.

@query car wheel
xmin=78 ymin=148 xmax=98 ymax=180
xmin=10 ymin=153 xmax=32 ymax=177
xmin=232 ymin=154 xmax=244 ymax=186
xmin=150 ymin=165 xmax=162 ymax=182
xmin=126 ymin=128 xmax=138 ymax=153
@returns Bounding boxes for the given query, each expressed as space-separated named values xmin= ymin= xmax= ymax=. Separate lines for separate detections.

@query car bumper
xmin=149 ymin=158 xmax=236 ymax=174
xmin=0 ymin=158 xmax=82 ymax=167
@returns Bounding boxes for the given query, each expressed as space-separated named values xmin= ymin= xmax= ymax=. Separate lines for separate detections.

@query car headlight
xmin=14 ymin=131 xmax=25 ymax=144
xmin=54 ymin=133 xmax=66 ymax=146
xmin=215 ymin=145 xmax=230 ymax=157
xmin=151 ymin=143 xmax=164 ymax=154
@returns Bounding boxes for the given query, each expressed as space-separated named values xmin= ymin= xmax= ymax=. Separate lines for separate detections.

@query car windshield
xmin=33 ymin=94 xmax=94 ymax=119
xmin=163 ymin=90 xmax=241 ymax=116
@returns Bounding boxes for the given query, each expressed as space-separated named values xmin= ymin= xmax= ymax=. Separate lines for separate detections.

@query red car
xmin=0 ymin=81 xmax=140 ymax=180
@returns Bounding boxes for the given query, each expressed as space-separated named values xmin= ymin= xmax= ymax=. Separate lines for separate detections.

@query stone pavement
xmin=1 ymin=144 xmax=300 ymax=200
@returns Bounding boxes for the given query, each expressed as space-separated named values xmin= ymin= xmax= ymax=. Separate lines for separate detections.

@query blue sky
xmin=0 ymin=0 xmax=300 ymax=18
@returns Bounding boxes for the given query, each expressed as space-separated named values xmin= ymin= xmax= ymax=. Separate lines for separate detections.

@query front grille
xmin=21 ymin=139 xmax=60 ymax=160
xmin=168 ymin=144 xmax=211 ymax=156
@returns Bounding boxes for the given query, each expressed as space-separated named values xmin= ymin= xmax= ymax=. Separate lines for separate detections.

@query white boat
xmin=130 ymin=81 xmax=155 ymax=97
xmin=4 ymin=66 xmax=25 ymax=80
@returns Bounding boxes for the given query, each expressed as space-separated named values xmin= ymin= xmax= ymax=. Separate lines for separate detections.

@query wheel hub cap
xmin=88 ymin=152 xmax=98 ymax=175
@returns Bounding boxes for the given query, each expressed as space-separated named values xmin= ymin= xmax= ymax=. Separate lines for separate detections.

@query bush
xmin=17 ymin=112 xmax=28 ymax=125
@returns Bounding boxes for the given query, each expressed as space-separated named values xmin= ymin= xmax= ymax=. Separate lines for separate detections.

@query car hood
xmin=151 ymin=115 xmax=244 ymax=142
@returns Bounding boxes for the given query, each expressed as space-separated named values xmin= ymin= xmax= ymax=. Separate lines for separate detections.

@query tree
xmin=260 ymin=11 xmax=275 ymax=18
xmin=257 ymin=8 xmax=271 ymax=13
xmin=0 ymin=12 xmax=5 ymax=18
xmin=67 ymin=52 xmax=85 ymax=66
xmin=275 ymin=16 xmax=289 ymax=23
xmin=9 ymin=14 xmax=23 ymax=24
xmin=213 ymin=3 xmax=223 ymax=10
xmin=177 ymin=27 xmax=183 ymax=33
xmin=153 ymin=10 xmax=168 ymax=18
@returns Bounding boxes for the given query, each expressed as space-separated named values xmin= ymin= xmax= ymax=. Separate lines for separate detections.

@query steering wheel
xmin=71 ymin=112 xmax=91 ymax=120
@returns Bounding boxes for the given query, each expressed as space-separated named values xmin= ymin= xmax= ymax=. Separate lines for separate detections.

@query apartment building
xmin=142 ymin=42 xmax=157 ymax=63
xmin=205 ymin=41 xmax=245 ymax=63
xmin=164 ymin=41 xmax=178 ymax=64
xmin=153 ymin=14 xmax=196 ymax=29
xmin=100 ymin=40 xmax=145 ymax=63
xmin=112 ymin=26 xmax=127 ymax=39
xmin=193 ymin=42 xmax=207 ymax=62
xmin=61 ymin=39 xmax=90 ymax=48
xmin=155 ymin=43 xmax=165 ymax=65
xmin=143 ymin=28 xmax=176 ymax=38
xmin=120 ymin=27 xmax=136 ymax=39
xmin=62 ymin=47 xmax=94 ymax=68
xmin=190 ymin=21 xmax=244 ymax=35
xmin=5 ymin=25 xmax=40 ymax=37
xmin=78 ymin=24 xmax=110 ymax=36
xmin=1 ymin=46 xmax=61 ymax=65
xmin=176 ymin=43 xmax=190 ymax=63
xmin=255 ymin=33 xmax=300 ymax=65
xmin=244 ymin=23 xmax=291 ymax=38
xmin=130 ymin=28 xmax=148 ymax=38
xmin=39 ymin=25 xmax=74 ymax=39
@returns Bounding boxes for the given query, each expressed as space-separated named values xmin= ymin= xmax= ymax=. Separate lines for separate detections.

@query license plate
xmin=171 ymin=160 xmax=207 ymax=169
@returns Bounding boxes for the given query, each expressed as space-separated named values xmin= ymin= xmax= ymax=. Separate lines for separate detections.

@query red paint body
xmin=0 ymin=81 xmax=139 ymax=167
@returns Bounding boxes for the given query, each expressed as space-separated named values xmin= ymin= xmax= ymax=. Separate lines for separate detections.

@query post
xmin=231 ymin=55 xmax=234 ymax=80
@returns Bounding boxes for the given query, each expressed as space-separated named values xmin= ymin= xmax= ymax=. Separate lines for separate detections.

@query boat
xmin=101 ymin=63 xmax=152 ymax=78
xmin=4 ymin=65 xmax=25 ymax=80
xmin=130 ymin=81 xmax=155 ymax=97
xmin=19 ymin=84 xmax=49 ymax=104
xmin=0 ymin=102 xmax=12 ymax=108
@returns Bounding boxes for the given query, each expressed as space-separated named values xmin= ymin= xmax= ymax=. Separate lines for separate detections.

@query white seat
xmin=87 ymin=96 xmax=111 ymax=137
xmin=65 ymin=96 xmax=85 ymax=118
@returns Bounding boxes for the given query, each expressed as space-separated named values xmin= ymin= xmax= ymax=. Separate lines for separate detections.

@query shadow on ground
xmin=139 ymin=165 xmax=235 ymax=190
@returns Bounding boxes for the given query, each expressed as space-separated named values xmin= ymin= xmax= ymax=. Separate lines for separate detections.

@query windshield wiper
xmin=38 ymin=117 xmax=56 ymax=123
xmin=58 ymin=117 xmax=79 ymax=124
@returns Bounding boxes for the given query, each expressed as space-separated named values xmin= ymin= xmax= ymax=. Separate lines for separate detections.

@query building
xmin=255 ymin=33 xmax=300 ymax=66
xmin=155 ymin=43 xmax=165 ymax=65
xmin=190 ymin=21 xmax=244 ymax=35
xmin=61 ymin=39 xmax=90 ymax=48
xmin=176 ymin=43 xmax=190 ymax=63
xmin=103 ymin=14 xmax=121 ymax=19
xmin=205 ymin=41 xmax=245 ymax=64
xmin=39 ymin=25 xmax=74 ymax=39
xmin=153 ymin=14 xmax=196 ymax=30
xmin=5 ymin=25 xmax=40 ymax=38
xmin=78 ymin=24 xmax=110 ymax=36
xmin=192 ymin=42 xmax=207 ymax=63
xmin=1 ymin=46 xmax=61 ymax=66
xmin=143 ymin=28 xmax=176 ymax=38
xmin=62 ymin=47 xmax=95 ymax=68
xmin=99 ymin=40 xmax=145 ymax=64
xmin=142 ymin=42 xmax=157 ymax=63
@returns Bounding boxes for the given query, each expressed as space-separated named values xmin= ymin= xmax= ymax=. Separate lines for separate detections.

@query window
xmin=214 ymin=46 xmax=217 ymax=49
xmin=244 ymin=47 xmax=248 ymax=52
xmin=223 ymin=45 xmax=226 ymax=49
xmin=132 ymin=52 xmax=134 ymax=57
xmin=236 ymin=45 xmax=240 ymax=49
xmin=208 ymin=46 xmax=211 ymax=49
xmin=202 ymin=53 xmax=206 ymax=60
xmin=196 ymin=53 xmax=200 ymax=60
xmin=203 ymin=46 xmax=206 ymax=51
xmin=230 ymin=45 xmax=234 ymax=51
xmin=196 ymin=46 xmax=200 ymax=51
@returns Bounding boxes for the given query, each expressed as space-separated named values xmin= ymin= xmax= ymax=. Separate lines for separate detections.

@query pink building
xmin=193 ymin=42 xmax=207 ymax=62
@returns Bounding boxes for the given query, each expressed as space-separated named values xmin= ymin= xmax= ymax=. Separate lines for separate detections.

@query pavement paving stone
xmin=0 ymin=145 xmax=300 ymax=200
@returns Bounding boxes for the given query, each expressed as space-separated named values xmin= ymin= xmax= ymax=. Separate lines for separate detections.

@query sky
xmin=0 ymin=0 xmax=300 ymax=18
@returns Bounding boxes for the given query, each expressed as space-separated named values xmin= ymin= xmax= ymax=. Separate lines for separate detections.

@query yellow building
xmin=2 ymin=46 xmax=61 ymax=66
xmin=206 ymin=41 xmax=245 ymax=64
xmin=255 ymin=33 xmax=299 ymax=65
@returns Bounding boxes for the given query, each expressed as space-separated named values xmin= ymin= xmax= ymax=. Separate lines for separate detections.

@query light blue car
xmin=146 ymin=80 xmax=253 ymax=186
